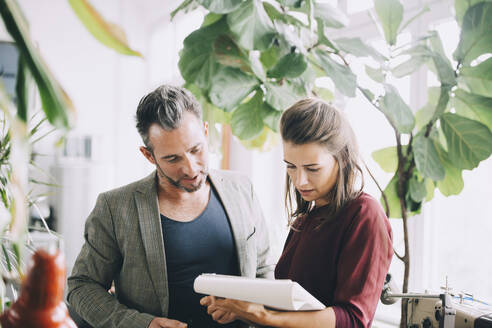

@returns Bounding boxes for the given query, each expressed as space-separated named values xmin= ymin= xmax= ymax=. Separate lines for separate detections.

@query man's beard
xmin=156 ymin=163 xmax=208 ymax=193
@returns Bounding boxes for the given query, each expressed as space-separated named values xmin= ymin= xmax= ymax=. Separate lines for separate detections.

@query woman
xmin=201 ymin=98 xmax=393 ymax=328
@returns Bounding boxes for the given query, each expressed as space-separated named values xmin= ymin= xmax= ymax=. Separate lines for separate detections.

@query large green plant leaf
xmin=209 ymin=67 xmax=259 ymax=111
xmin=316 ymin=18 xmax=338 ymax=51
xmin=262 ymin=103 xmax=282 ymax=132
xmin=312 ymin=1 xmax=348 ymax=28
xmin=171 ymin=0 xmax=199 ymax=19
xmin=453 ymin=89 xmax=492 ymax=132
xmin=314 ymin=50 xmax=356 ymax=97
xmin=179 ymin=17 xmax=227 ymax=89
xmin=459 ymin=57 xmax=492 ymax=98
xmin=454 ymin=0 xmax=492 ymax=26
xmin=231 ymin=91 xmax=266 ymax=140
xmin=413 ymin=134 xmax=445 ymax=181
xmin=263 ymin=2 xmax=307 ymax=28
xmin=408 ymin=175 xmax=427 ymax=203
xmin=227 ymin=0 xmax=276 ymax=50
xmin=68 ymin=0 xmax=141 ymax=56
xmin=379 ymin=84 xmax=415 ymax=133
xmin=454 ymin=2 xmax=492 ymax=64
xmin=372 ymin=146 xmax=400 ymax=173
xmin=0 ymin=0 xmax=72 ymax=128
xmin=381 ymin=174 xmax=402 ymax=218
xmin=267 ymin=52 xmax=307 ymax=79
xmin=199 ymin=0 xmax=244 ymax=13
xmin=441 ymin=113 xmax=492 ymax=169
xmin=264 ymin=81 xmax=304 ymax=111
xmin=392 ymin=56 xmax=428 ymax=78
xmin=416 ymin=87 xmax=440 ymax=129
xmin=335 ymin=37 xmax=386 ymax=62
xmin=374 ymin=0 xmax=403 ymax=46
xmin=275 ymin=20 xmax=306 ymax=55
xmin=365 ymin=65 xmax=385 ymax=83
xmin=213 ymin=34 xmax=249 ymax=69
xmin=15 ymin=55 xmax=28 ymax=122
xmin=434 ymin=141 xmax=464 ymax=196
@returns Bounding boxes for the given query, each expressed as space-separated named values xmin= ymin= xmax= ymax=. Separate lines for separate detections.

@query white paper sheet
xmin=193 ymin=274 xmax=326 ymax=311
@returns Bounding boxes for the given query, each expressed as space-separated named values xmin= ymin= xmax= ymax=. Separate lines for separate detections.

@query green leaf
xmin=263 ymin=2 xmax=307 ymax=28
xmin=415 ymin=87 xmax=441 ymax=129
xmin=425 ymin=178 xmax=435 ymax=201
xmin=334 ymin=37 xmax=387 ymax=62
xmin=392 ymin=56 xmax=427 ymax=78
xmin=454 ymin=0 xmax=492 ymax=26
xmin=313 ymin=87 xmax=334 ymax=102
xmin=259 ymin=45 xmax=280 ymax=69
xmin=240 ymin=126 xmax=279 ymax=151
xmin=313 ymin=1 xmax=348 ymax=28
xmin=267 ymin=52 xmax=307 ymax=79
xmin=413 ymin=134 xmax=445 ymax=181
xmin=409 ymin=175 xmax=427 ymax=203
xmin=374 ymin=0 xmax=403 ymax=46
xmin=372 ymin=146 xmax=400 ymax=173
xmin=453 ymin=89 xmax=492 ymax=132
xmin=265 ymin=81 xmax=305 ymax=111
xmin=231 ymin=91 xmax=266 ymax=140
xmin=68 ymin=0 xmax=142 ymax=56
xmin=15 ymin=55 xmax=28 ymax=122
xmin=381 ymin=174 xmax=403 ymax=218
xmin=316 ymin=18 xmax=338 ymax=51
xmin=314 ymin=50 xmax=357 ymax=97
xmin=365 ymin=65 xmax=385 ymax=83
xmin=209 ymin=67 xmax=259 ymax=111
xmin=459 ymin=57 xmax=492 ymax=98
xmin=430 ymin=52 xmax=456 ymax=86
xmin=441 ymin=113 xmax=492 ymax=169
xmin=379 ymin=84 xmax=415 ymax=133
xmin=213 ymin=34 xmax=249 ymax=69
xmin=199 ymin=0 xmax=244 ymax=13
xmin=179 ymin=17 xmax=227 ymax=89
xmin=398 ymin=5 xmax=430 ymax=33
xmin=359 ymin=87 xmax=375 ymax=102
xmin=202 ymin=13 xmax=224 ymax=27
xmin=275 ymin=20 xmax=306 ymax=54
xmin=454 ymin=2 xmax=492 ymax=64
xmin=171 ymin=0 xmax=199 ymax=19
xmin=227 ymin=0 xmax=276 ymax=50
xmin=0 ymin=0 xmax=72 ymax=128
xmin=434 ymin=141 xmax=464 ymax=196
xmin=249 ymin=52 xmax=266 ymax=81
xmin=262 ymin=105 xmax=282 ymax=132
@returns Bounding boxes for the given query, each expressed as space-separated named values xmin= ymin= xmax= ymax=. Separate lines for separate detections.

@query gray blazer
xmin=67 ymin=169 xmax=274 ymax=328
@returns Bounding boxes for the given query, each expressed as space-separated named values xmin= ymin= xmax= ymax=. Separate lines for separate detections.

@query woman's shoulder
xmin=344 ymin=192 xmax=388 ymax=225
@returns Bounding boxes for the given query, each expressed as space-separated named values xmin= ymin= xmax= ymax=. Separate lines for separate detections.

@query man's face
xmin=140 ymin=112 xmax=209 ymax=193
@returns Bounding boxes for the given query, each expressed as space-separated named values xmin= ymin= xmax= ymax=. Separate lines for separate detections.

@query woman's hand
xmin=200 ymin=296 xmax=269 ymax=326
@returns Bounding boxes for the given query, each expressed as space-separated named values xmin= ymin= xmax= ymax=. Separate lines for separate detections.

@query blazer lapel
xmin=209 ymin=170 xmax=249 ymax=275
xmin=134 ymin=171 xmax=169 ymax=316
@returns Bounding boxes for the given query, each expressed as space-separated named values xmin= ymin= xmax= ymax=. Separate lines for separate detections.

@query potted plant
xmin=172 ymin=0 xmax=492 ymax=327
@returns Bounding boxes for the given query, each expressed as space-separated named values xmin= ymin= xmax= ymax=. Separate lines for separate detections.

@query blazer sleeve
xmin=67 ymin=193 xmax=155 ymax=328
xmin=250 ymin=182 xmax=275 ymax=279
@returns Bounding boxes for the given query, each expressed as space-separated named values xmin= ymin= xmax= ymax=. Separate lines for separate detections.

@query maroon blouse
xmin=275 ymin=193 xmax=393 ymax=328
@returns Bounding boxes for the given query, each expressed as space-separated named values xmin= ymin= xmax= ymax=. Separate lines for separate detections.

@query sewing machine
xmin=381 ymin=274 xmax=492 ymax=328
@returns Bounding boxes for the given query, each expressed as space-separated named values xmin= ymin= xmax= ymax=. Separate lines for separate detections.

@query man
xmin=67 ymin=85 xmax=274 ymax=328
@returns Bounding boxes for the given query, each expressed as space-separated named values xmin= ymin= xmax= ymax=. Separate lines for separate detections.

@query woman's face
xmin=283 ymin=141 xmax=339 ymax=207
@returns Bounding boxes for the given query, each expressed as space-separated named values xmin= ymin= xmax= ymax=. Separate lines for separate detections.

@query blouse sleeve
xmin=332 ymin=197 xmax=393 ymax=328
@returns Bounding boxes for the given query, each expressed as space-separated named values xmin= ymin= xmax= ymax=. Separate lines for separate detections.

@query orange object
xmin=0 ymin=249 xmax=77 ymax=328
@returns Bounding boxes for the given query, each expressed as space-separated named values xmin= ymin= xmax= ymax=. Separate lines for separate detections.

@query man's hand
xmin=148 ymin=317 xmax=187 ymax=328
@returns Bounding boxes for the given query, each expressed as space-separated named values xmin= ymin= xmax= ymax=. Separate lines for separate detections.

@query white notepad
xmin=194 ymin=273 xmax=326 ymax=311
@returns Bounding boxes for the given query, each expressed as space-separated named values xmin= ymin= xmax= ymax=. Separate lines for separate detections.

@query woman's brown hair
xmin=280 ymin=98 xmax=364 ymax=227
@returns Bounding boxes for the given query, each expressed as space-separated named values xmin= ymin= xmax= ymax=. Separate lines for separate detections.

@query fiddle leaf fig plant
xmin=173 ymin=0 xmax=492 ymax=326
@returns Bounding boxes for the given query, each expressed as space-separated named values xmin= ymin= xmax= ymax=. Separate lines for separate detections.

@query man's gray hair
xmin=136 ymin=85 xmax=202 ymax=149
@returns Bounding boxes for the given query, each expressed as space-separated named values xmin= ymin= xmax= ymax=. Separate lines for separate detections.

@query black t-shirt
xmin=161 ymin=186 xmax=240 ymax=327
